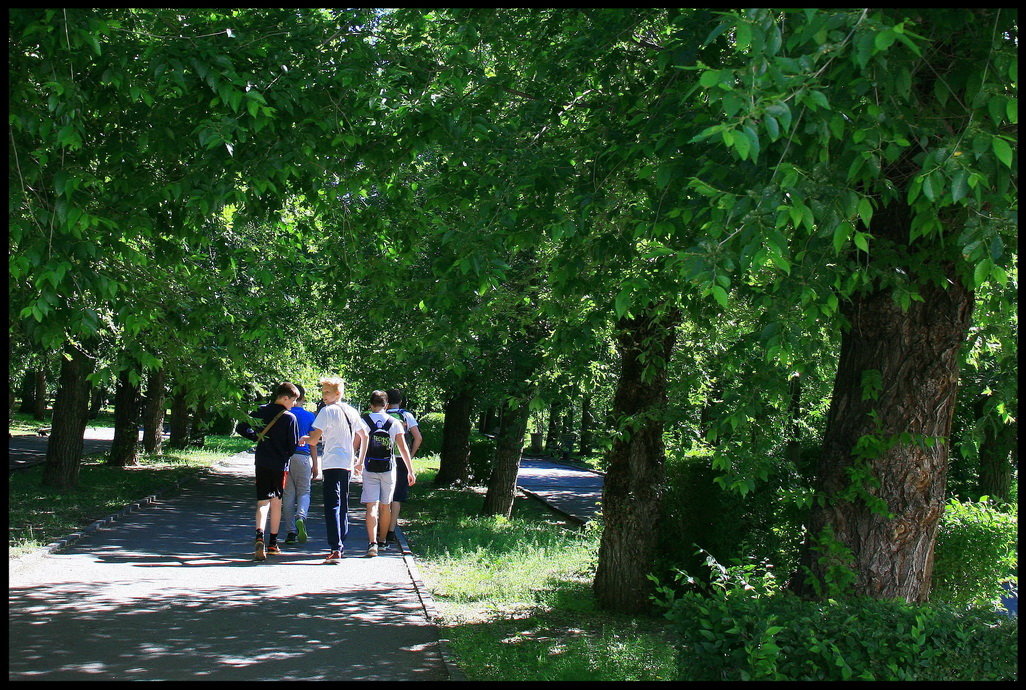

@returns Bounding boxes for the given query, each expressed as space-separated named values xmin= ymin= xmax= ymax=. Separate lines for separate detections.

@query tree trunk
xmin=481 ymin=400 xmax=531 ymax=517
xmin=788 ymin=252 xmax=973 ymax=602
xmin=167 ymin=385 xmax=191 ymax=449
xmin=977 ymin=417 xmax=1016 ymax=504
xmin=545 ymin=403 xmax=561 ymax=453
xmin=88 ymin=384 xmax=106 ymax=419
xmin=18 ymin=370 xmax=35 ymax=414
xmin=108 ymin=370 xmax=140 ymax=467
xmin=580 ymin=394 xmax=593 ymax=456
xmin=436 ymin=387 xmax=474 ymax=487
xmin=593 ymin=305 xmax=679 ymax=614
xmin=142 ymin=369 xmax=166 ymax=454
xmin=41 ymin=345 xmax=94 ymax=490
xmin=32 ymin=367 xmax=47 ymax=420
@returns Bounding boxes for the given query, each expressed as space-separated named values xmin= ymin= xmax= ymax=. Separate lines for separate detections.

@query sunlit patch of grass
xmin=401 ymin=454 xmax=674 ymax=681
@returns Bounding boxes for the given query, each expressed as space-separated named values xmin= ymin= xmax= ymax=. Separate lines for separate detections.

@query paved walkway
xmin=8 ymin=450 xmax=454 ymax=681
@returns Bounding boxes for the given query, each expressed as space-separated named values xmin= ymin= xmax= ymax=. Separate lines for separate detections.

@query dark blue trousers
xmin=322 ymin=468 xmax=351 ymax=552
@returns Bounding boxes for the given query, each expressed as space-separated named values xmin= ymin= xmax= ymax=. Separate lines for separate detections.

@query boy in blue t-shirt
xmin=282 ymin=384 xmax=319 ymax=544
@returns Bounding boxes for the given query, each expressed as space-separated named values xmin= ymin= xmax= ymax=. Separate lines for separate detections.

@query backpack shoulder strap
xmin=256 ymin=408 xmax=287 ymax=443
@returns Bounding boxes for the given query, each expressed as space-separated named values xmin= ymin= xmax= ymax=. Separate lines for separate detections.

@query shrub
xmin=415 ymin=412 xmax=445 ymax=457
xmin=932 ymin=497 xmax=1017 ymax=608
xmin=654 ymin=564 xmax=1018 ymax=682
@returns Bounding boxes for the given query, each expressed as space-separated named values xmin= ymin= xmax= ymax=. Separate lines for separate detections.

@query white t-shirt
xmin=312 ymin=402 xmax=368 ymax=471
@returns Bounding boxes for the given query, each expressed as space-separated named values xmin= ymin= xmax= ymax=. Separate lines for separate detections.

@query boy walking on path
xmin=235 ymin=382 xmax=301 ymax=561
xmin=385 ymin=389 xmax=421 ymax=548
xmin=301 ymin=377 xmax=368 ymax=564
xmin=359 ymin=390 xmax=415 ymax=557
xmin=282 ymin=385 xmax=319 ymax=544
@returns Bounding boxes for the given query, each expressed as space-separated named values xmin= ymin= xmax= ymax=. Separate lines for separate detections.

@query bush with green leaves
xmin=932 ymin=497 xmax=1017 ymax=608
xmin=415 ymin=412 xmax=445 ymax=457
xmin=653 ymin=558 xmax=1018 ymax=682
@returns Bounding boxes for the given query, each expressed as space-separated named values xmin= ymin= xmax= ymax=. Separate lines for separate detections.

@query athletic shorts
xmin=255 ymin=465 xmax=288 ymax=500
xmin=361 ymin=469 xmax=396 ymax=505
xmin=392 ymin=456 xmax=410 ymax=503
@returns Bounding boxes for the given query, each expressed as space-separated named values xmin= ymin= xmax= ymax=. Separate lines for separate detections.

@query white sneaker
xmin=365 ymin=542 xmax=378 ymax=558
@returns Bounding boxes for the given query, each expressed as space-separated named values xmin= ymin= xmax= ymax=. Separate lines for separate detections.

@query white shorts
xmin=361 ymin=469 xmax=396 ymax=504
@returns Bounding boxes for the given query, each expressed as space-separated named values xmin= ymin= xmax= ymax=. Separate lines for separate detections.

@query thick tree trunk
xmin=108 ymin=370 xmax=140 ymax=466
xmin=789 ymin=253 xmax=973 ymax=602
xmin=41 ymin=345 xmax=94 ymax=491
xmin=436 ymin=387 xmax=474 ymax=487
xmin=167 ymin=385 xmax=191 ymax=449
xmin=142 ymin=369 xmax=165 ymax=453
xmin=88 ymin=384 xmax=106 ymax=419
xmin=593 ymin=305 xmax=679 ymax=614
xmin=481 ymin=400 xmax=531 ymax=517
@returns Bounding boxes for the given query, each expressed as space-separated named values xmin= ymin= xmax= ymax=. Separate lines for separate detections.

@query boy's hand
xmin=408 ymin=473 xmax=416 ymax=486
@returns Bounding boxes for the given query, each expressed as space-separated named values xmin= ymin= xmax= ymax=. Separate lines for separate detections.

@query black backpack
xmin=362 ymin=413 xmax=394 ymax=472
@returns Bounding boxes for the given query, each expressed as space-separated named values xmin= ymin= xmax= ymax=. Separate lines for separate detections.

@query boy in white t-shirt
xmin=358 ymin=390 xmax=414 ymax=557
xmin=300 ymin=377 xmax=368 ymax=564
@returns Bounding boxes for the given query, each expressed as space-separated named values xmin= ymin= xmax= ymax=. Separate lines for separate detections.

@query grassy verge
xmin=402 ymin=455 xmax=676 ymax=681
xmin=8 ymin=434 xmax=251 ymax=558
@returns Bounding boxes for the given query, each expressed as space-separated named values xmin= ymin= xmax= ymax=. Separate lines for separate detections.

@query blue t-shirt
xmin=291 ymin=405 xmax=316 ymax=455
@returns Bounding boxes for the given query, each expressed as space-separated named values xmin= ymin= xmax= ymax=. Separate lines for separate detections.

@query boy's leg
xmin=255 ymin=499 xmax=271 ymax=534
xmin=282 ymin=470 xmax=298 ymax=536
xmin=364 ymin=502 xmax=379 ymax=544
xmin=377 ymin=502 xmax=392 ymax=543
xmin=268 ymin=497 xmax=283 ymax=537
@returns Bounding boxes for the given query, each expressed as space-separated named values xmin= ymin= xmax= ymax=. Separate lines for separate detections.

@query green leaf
xmin=853 ymin=232 xmax=869 ymax=252
xmin=950 ymin=169 xmax=969 ymax=203
xmin=711 ymin=285 xmax=729 ymax=308
xmin=734 ymin=22 xmax=751 ymax=51
xmin=991 ymin=137 xmax=1013 ymax=168
xmin=973 ymin=259 xmax=993 ymax=288
xmin=833 ymin=221 xmax=854 ymax=254
xmin=874 ymin=29 xmax=897 ymax=52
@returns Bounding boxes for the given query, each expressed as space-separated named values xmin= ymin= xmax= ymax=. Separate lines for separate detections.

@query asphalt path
xmin=8 ymin=427 xmax=127 ymax=472
xmin=8 ymin=450 xmax=453 ymax=681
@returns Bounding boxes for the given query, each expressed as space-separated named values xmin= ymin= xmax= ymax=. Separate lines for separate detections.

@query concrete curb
xmin=397 ymin=526 xmax=467 ymax=681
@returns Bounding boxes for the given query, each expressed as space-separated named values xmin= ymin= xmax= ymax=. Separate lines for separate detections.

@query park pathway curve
xmin=8 ymin=451 xmax=453 ymax=681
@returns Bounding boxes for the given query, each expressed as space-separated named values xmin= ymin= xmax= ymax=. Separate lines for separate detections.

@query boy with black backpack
xmin=357 ymin=390 xmax=414 ymax=557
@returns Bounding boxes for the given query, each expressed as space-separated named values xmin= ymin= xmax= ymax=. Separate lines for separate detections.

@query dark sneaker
xmin=323 ymin=551 xmax=341 ymax=564
xmin=267 ymin=543 xmax=282 ymax=555
xmin=386 ymin=530 xmax=397 ymax=545
xmin=254 ymin=539 xmax=266 ymax=561
xmin=296 ymin=518 xmax=308 ymax=543
xmin=284 ymin=532 xmax=298 ymax=544
xmin=377 ymin=541 xmax=390 ymax=552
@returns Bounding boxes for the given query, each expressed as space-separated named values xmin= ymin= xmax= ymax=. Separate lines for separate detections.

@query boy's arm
xmin=408 ymin=425 xmax=423 ymax=458
xmin=353 ymin=428 xmax=368 ymax=475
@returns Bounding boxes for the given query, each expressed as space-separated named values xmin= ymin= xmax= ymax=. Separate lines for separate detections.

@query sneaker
xmin=284 ymin=532 xmax=298 ymax=544
xmin=323 ymin=550 xmax=341 ymax=564
xmin=296 ymin=518 xmax=308 ymax=543
xmin=254 ymin=539 xmax=266 ymax=561
xmin=386 ymin=530 xmax=397 ymax=545
xmin=366 ymin=542 xmax=378 ymax=558
xmin=377 ymin=541 xmax=390 ymax=552
xmin=267 ymin=543 xmax=282 ymax=555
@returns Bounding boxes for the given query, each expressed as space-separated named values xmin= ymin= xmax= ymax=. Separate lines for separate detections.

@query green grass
xmin=402 ymin=456 xmax=676 ymax=681
xmin=8 ymin=433 xmax=251 ymax=557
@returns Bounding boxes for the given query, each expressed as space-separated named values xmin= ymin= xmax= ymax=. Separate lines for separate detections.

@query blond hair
xmin=319 ymin=377 xmax=345 ymax=396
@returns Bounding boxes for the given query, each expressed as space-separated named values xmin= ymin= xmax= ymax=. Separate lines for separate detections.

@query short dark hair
xmin=295 ymin=384 xmax=306 ymax=402
xmin=386 ymin=389 xmax=403 ymax=405
xmin=274 ymin=382 xmax=300 ymax=401
xmin=370 ymin=390 xmax=389 ymax=407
